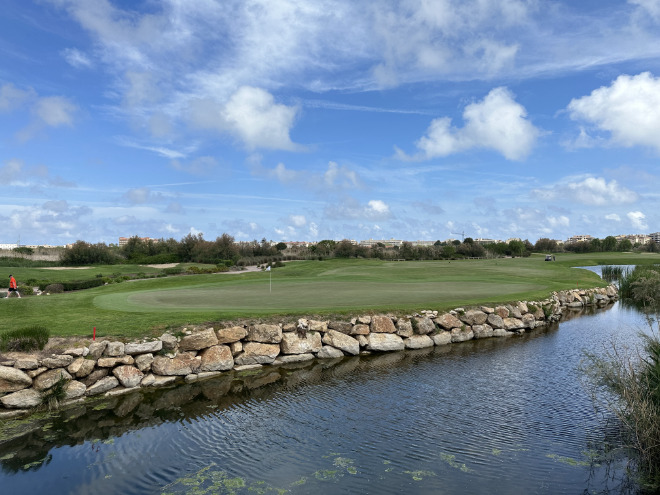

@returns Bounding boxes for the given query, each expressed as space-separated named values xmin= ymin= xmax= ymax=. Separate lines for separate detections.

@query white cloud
xmin=367 ymin=200 xmax=390 ymax=216
xmin=567 ymin=72 xmax=660 ymax=152
xmin=324 ymin=161 xmax=360 ymax=188
xmin=0 ymin=159 xmax=24 ymax=185
xmin=398 ymin=87 xmax=540 ymax=161
xmin=534 ymin=176 xmax=638 ymax=206
xmin=123 ymin=187 xmax=163 ymax=205
xmin=605 ymin=213 xmax=621 ymax=221
xmin=62 ymin=47 xmax=93 ymax=68
xmin=629 ymin=0 xmax=660 ymax=20
xmin=627 ymin=211 xmax=648 ymax=230
xmin=33 ymin=96 xmax=77 ymax=127
xmin=0 ymin=84 xmax=35 ymax=112
xmin=289 ymin=215 xmax=307 ymax=227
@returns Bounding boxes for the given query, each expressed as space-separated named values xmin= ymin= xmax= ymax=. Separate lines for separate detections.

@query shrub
xmin=41 ymin=375 xmax=68 ymax=410
xmin=163 ymin=266 xmax=183 ymax=275
xmin=0 ymin=325 xmax=50 ymax=352
xmin=44 ymin=283 xmax=64 ymax=294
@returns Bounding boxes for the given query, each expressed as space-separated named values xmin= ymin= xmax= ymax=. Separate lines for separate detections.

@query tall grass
xmin=581 ymin=270 xmax=660 ymax=490
xmin=0 ymin=325 xmax=50 ymax=352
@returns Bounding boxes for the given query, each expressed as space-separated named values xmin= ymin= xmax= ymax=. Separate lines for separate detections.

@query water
xmin=0 ymin=302 xmax=651 ymax=494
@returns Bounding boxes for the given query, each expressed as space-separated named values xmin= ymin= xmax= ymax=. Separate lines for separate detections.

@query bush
xmin=0 ymin=325 xmax=50 ymax=352
xmin=44 ymin=283 xmax=64 ymax=294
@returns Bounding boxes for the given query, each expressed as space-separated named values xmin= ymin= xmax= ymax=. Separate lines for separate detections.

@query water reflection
xmin=0 ymin=302 xmax=646 ymax=494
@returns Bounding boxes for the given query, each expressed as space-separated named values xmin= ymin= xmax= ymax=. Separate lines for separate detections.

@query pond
xmin=0 ymin=301 xmax=650 ymax=494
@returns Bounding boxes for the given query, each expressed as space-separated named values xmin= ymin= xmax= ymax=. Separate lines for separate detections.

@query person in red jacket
xmin=7 ymin=274 xmax=21 ymax=298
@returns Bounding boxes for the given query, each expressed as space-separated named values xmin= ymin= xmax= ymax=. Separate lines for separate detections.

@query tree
xmin=508 ymin=239 xmax=525 ymax=257
xmin=534 ymin=238 xmax=558 ymax=253
xmin=602 ymin=236 xmax=617 ymax=252
xmin=61 ymin=241 xmax=116 ymax=265
xmin=617 ymin=239 xmax=633 ymax=252
xmin=334 ymin=240 xmax=355 ymax=258
xmin=275 ymin=242 xmax=287 ymax=252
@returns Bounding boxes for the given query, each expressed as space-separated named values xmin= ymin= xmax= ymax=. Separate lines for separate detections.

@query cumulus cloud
xmin=567 ymin=72 xmax=660 ymax=152
xmin=189 ymin=86 xmax=300 ymax=150
xmin=324 ymin=161 xmax=360 ymax=189
xmin=397 ymin=87 xmax=540 ymax=161
xmin=605 ymin=213 xmax=621 ymax=221
xmin=534 ymin=176 xmax=638 ymax=206
xmin=289 ymin=215 xmax=307 ymax=227
xmin=627 ymin=211 xmax=648 ymax=230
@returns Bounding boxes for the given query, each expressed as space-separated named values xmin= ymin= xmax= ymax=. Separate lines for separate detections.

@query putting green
xmin=94 ymin=278 xmax=543 ymax=313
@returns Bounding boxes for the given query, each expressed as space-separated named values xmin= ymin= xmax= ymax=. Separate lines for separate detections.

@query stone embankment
xmin=0 ymin=285 xmax=618 ymax=417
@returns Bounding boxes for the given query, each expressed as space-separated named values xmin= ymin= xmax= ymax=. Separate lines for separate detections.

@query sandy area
xmin=42 ymin=266 xmax=91 ymax=270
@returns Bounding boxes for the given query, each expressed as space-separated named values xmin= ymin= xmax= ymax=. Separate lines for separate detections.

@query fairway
xmin=4 ymin=253 xmax=656 ymax=337
xmin=92 ymin=256 xmax=600 ymax=315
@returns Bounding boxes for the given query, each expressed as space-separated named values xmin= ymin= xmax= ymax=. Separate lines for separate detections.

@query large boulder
xmin=64 ymin=380 xmax=87 ymax=399
xmin=104 ymin=341 xmax=125 ymax=357
xmin=87 ymin=341 xmax=108 ymax=359
xmin=67 ymin=357 xmax=96 ymax=378
xmin=113 ymin=365 xmax=144 ymax=388
xmin=328 ymin=321 xmax=352 ymax=334
xmin=0 ymin=365 xmax=32 ymax=393
xmin=1 ymin=389 xmax=42 ymax=409
xmin=435 ymin=313 xmax=462 ymax=330
xmin=152 ymin=352 xmax=200 ymax=376
xmin=246 ymin=324 xmax=282 ymax=344
xmin=487 ymin=313 xmax=504 ymax=329
xmin=396 ymin=319 xmax=414 ymax=338
xmin=459 ymin=310 xmax=488 ymax=326
xmin=179 ymin=329 xmax=218 ymax=351
xmin=41 ymin=355 xmax=74 ymax=369
xmin=503 ymin=318 xmax=524 ymax=331
xmin=316 ymin=346 xmax=345 ymax=359
xmin=322 ymin=330 xmax=360 ymax=355
xmin=413 ymin=317 xmax=435 ymax=335
xmin=33 ymin=368 xmax=71 ymax=391
xmin=472 ymin=324 xmax=494 ymax=339
xmin=86 ymin=376 xmax=119 ymax=396
xmin=404 ymin=335 xmax=434 ymax=349
xmin=281 ymin=332 xmax=322 ymax=354
xmin=125 ymin=341 xmax=162 ymax=355
xmin=216 ymin=326 xmax=248 ymax=344
xmin=366 ymin=333 xmax=405 ymax=352
xmin=370 ymin=316 xmax=397 ymax=334
xmin=451 ymin=326 xmax=474 ymax=343
xmin=431 ymin=332 xmax=452 ymax=346
xmin=234 ymin=343 xmax=280 ymax=365
xmin=199 ymin=345 xmax=234 ymax=371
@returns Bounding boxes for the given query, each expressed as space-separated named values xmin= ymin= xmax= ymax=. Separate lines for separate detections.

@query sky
xmin=1 ymin=0 xmax=659 ymax=246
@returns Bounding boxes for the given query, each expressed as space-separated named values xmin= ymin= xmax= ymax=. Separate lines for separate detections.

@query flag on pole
xmin=266 ymin=265 xmax=271 ymax=271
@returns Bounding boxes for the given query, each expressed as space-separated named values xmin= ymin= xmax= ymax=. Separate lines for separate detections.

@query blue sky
xmin=1 ymin=0 xmax=659 ymax=246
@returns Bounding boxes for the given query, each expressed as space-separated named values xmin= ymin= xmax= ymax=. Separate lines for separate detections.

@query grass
xmin=0 ymin=326 xmax=50 ymax=352
xmin=0 ymin=253 xmax=658 ymax=339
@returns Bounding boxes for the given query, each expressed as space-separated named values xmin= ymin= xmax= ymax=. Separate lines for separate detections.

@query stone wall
xmin=0 ymin=285 xmax=618 ymax=417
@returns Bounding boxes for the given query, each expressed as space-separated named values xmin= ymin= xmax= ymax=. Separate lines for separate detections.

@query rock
xmin=492 ymin=328 xmax=513 ymax=337
xmin=110 ymin=365 xmax=143 ymax=388
xmin=97 ymin=356 xmax=134 ymax=367
xmin=494 ymin=306 xmax=509 ymax=318
xmin=431 ymin=332 xmax=452 ymax=346
xmin=27 ymin=367 xmax=47 ymax=378
xmin=125 ymin=341 xmax=162 ymax=355
xmin=506 ymin=304 xmax=522 ymax=319
xmin=322 ymin=330 xmax=360 ymax=355
xmin=67 ymin=357 xmax=96 ymax=378
xmin=104 ymin=341 xmax=125 ymax=357
xmin=366 ymin=333 xmax=405 ymax=352
xmin=370 ymin=315 xmax=397 ymax=333
xmin=199 ymin=345 xmax=234 ymax=371
xmin=247 ymin=324 xmax=282 ymax=344
xmin=179 ymin=328 xmax=219 ymax=351
xmin=134 ymin=353 xmax=154 ymax=372
xmin=216 ymin=326 xmax=248 ymax=344
xmin=86 ymin=376 xmax=119 ymax=396
xmin=160 ymin=333 xmax=178 ymax=350
xmin=472 ymin=324 xmax=494 ymax=339
xmin=351 ymin=324 xmax=371 ymax=336
xmin=32 ymin=369 xmax=71 ymax=391
xmin=481 ymin=306 xmax=494 ymax=314
xmin=1 ymin=389 xmax=41 ymax=409
xmin=63 ymin=347 xmax=87 ymax=357
xmin=87 ymin=341 xmax=108 ymax=359
xmin=308 ymin=320 xmax=328 ymax=332
xmin=459 ymin=310 xmax=488 ymax=326
xmin=82 ymin=368 xmax=109 ymax=387
xmin=413 ymin=317 xmax=435 ymax=335
xmin=435 ymin=313 xmax=462 ymax=330
xmin=396 ymin=319 xmax=414 ymax=338
xmin=152 ymin=353 xmax=200 ymax=376
xmin=404 ymin=335 xmax=434 ymax=349
xmin=317 ymin=346 xmax=345 ymax=359
xmin=503 ymin=318 xmax=524 ymax=330
xmin=521 ymin=314 xmax=536 ymax=329
xmin=451 ymin=327 xmax=474 ymax=342
xmin=487 ymin=313 xmax=504 ymax=329
xmin=64 ymin=380 xmax=87 ymax=399
xmin=41 ymin=355 xmax=74 ymax=368
xmin=13 ymin=357 xmax=39 ymax=370
xmin=281 ymin=332 xmax=322 ymax=354
xmin=234 ymin=342 xmax=280 ymax=365
xmin=357 ymin=315 xmax=372 ymax=325
xmin=229 ymin=341 xmax=242 ymax=355
xmin=273 ymin=354 xmax=315 ymax=365
xmin=328 ymin=321 xmax=352 ymax=334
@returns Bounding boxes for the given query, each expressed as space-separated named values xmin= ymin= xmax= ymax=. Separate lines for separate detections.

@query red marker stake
xmin=93 ymin=327 xmax=96 ymax=341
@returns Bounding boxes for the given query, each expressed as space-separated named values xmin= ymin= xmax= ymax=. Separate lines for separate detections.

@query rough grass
xmin=0 ymin=253 xmax=657 ymax=339
xmin=0 ymin=325 xmax=50 ymax=352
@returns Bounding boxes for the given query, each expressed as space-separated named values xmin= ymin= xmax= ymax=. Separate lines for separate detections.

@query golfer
xmin=7 ymin=274 xmax=21 ymax=298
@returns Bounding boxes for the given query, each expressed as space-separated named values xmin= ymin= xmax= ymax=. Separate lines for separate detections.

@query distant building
xmin=359 ymin=238 xmax=404 ymax=247
xmin=650 ymin=232 xmax=660 ymax=244
xmin=118 ymin=236 xmax=159 ymax=246
xmin=615 ymin=234 xmax=650 ymax=245
xmin=475 ymin=238 xmax=500 ymax=245
xmin=0 ymin=243 xmax=18 ymax=250
xmin=566 ymin=234 xmax=594 ymax=244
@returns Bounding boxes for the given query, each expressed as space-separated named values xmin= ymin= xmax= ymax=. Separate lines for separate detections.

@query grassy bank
xmin=0 ymin=253 xmax=657 ymax=339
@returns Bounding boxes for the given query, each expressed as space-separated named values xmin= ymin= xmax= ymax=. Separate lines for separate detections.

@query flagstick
xmin=269 ymin=268 xmax=272 ymax=293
